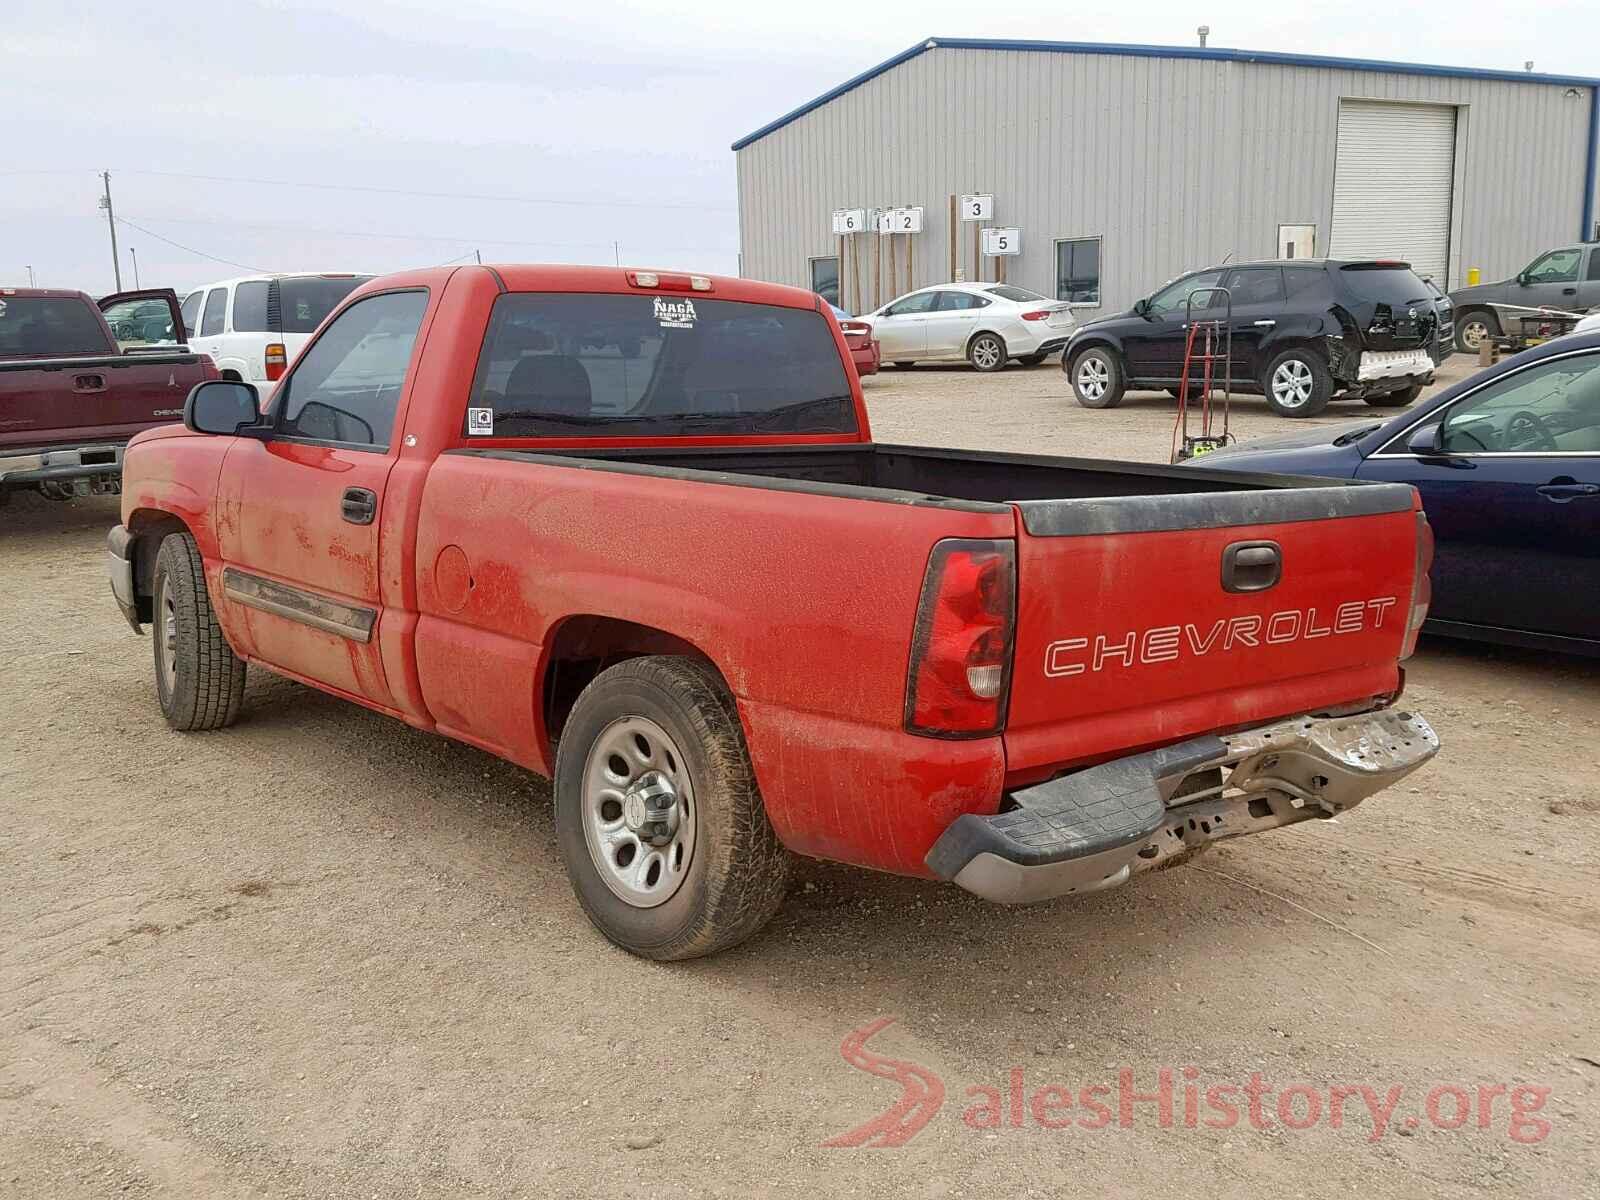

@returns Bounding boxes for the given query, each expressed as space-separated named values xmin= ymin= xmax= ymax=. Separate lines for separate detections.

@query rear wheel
xmin=1069 ymin=347 xmax=1125 ymax=409
xmin=968 ymin=333 xmax=1007 ymax=372
xmin=1262 ymin=349 xmax=1332 ymax=418
xmin=554 ymin=656 xmax=791 ymax=961
xmin=151 ymin=531 xmax=247 ymax=731
xmin=1365 ymin=382 xmax=1424 ymax=408
xmin=1455 ymin=310 xmax=1498 ymax=355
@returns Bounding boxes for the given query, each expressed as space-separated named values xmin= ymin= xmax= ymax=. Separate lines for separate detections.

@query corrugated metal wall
xmin=735 ymin=47 xmax=1596 ymax=312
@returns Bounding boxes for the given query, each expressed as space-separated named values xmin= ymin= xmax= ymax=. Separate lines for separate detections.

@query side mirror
xmin=185 ymin=380 xmax=264 ymax=436
xmin=1133 ymin=297 xmax=1151 ymax=317
xmin=1517 ymin=272 xmax=1530 ymax=286
xmin=1407 ymin=423 xmax=1445 ymax=456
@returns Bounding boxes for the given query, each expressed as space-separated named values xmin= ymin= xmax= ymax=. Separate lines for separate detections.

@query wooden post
xmin=948 ymin=194 xmax=957 ymax=282
xmin=998 ymin=253 xmax=1006 ymax=286
xmin=972 ymin=221 xmax=981 ymax=284
xmin=874 ymin=228 xmax=882 ymax=310
xmin=888 ymin=233 xmax=898 ymax=302
xmin=836 ymin=233 xmax=845 ymax=309
xmin=907 ymin=232 xmax=915 ymax=295
xmin=851 ymin=234 xmax=861 ymax=315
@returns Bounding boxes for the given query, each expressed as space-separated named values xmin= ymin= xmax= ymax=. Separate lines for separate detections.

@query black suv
xmin=1063 ymin=259 xmax=1455 ymax=417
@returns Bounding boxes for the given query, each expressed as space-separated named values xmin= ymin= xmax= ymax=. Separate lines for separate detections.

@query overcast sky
xmin=6 ymin=0 xmax=1595 ymax=295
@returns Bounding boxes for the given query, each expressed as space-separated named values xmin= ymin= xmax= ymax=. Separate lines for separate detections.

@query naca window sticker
xmin=466 ymin=407 xmax=495 ymax=436
xmin=653 ymin=297 xmax=697 ymax=330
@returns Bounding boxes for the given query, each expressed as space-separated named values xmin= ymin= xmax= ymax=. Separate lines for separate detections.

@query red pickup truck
xmin=0 ymin=288 xmax=217 ymax=504
xmin=108 ymin=265 xmax=1439 ymax=960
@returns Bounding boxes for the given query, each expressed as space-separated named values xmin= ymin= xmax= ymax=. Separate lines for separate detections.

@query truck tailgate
xmin=1004 ymin=484 xmax=1421 ymax=777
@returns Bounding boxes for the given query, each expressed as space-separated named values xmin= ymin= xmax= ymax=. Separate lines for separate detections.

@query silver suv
xmin=1449 ymin=243 xmax=1600 ymax=353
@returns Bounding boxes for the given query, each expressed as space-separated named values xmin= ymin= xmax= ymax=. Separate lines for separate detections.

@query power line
xmin=119 ymin=212 xmax=737 ymax=256
xmin=113 ymin=217 xmax=268 ymax=274
xmin=116 ymin=168 xmax=734 ymax=213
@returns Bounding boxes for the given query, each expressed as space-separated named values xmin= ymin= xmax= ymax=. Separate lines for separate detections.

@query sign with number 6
xmin=831 ymin=208 xmax=865 ymax=235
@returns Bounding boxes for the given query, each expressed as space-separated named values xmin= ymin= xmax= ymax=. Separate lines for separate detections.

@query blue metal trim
xmin=732 ymin=36 xmax=1600 ymax=151
xmin=1584 ymin=87 xmax=1599 ymax=242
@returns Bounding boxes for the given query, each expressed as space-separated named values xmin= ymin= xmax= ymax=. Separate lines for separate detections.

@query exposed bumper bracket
xmin=927 ymin=708 xmax=1438 ymax=904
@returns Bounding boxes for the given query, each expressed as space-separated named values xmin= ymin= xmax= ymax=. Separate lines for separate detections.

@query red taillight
xmin=1020 ymin=310 xmax=1051 ymax=322
xmin=905 ymin=539 xmax=1016 ymax=737
xmin=265 ymin=342 xmax=287 ymax=381
xmin=1400 ymin=512 xmax=1434 ymax=660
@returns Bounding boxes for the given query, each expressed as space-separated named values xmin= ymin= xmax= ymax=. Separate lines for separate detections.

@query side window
xmin=1148 ymin=270 xmax=1223 ymax=314
xmin=179 ymin=291 xmax=203 ymax=340
xmin=885 ymin=292 xmax=938 ymax=317
xmin=1283 ymin=267 xmax=1322 ymax=297
xmin=809 ymin=256 xmax=840 ymax=307
xmin=1223 ymin=267 xmax=1286 ymax=307
xmin=1588 ymin=250 xmax=1600 ymax=282
xmin=275 ymin=291 xmax=428 ymax=450
xmin=101 ymin=297 xmax=177 ymax=348
xmin=232 ymin=281 xmax=270 ymax=333
xmin=936 ymin=291 xmax=985 ymax=311
xmin=1525 ymin=249 xmax=1581 ymax=284
xmin=199 ymin=288 xmax=228 ymax=337
xmin=1437 ymin=352 xmax=1600 ymax=454
xmin=1054 ymin=237 xmax=1101 ymax=304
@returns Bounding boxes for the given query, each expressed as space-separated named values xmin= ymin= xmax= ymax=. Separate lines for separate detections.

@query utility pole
xmin=25 ymin=266 xmax=35 ymax=287
xmin=613 ymin=241 xmax=621 ymax=266
xmin=129 ymin=246 xmax=140 ymax=288
xmin=474 ymin=248 xmax=482 ymax=265
xmin=99 ymin=171 xmax=123 ymax=291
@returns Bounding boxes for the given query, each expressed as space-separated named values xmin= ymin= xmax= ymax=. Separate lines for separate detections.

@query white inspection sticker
xmin=466 ymin=407 xmax=495 ymax=435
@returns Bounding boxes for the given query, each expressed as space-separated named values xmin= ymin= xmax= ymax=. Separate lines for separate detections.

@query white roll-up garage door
xmin=1329 ymin=100 xmax=1456 ymax=285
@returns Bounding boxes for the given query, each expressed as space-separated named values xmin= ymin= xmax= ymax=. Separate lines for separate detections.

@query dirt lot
xmin=3 ymin=363 xmax=1598 ymax=1198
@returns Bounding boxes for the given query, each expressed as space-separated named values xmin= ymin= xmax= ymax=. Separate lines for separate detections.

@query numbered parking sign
xmin=959 ymin=194 xmax=993 ymax=222
xmin=982 ymin=227 xmax=1021 ymax=256
xmin=831 ymin=208 xmax=865 ymax=235
xmin=895 ymin=207 xmax=924 ymax=234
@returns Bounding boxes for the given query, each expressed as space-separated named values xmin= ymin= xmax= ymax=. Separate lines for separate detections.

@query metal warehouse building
xmin=733 ymin=38 xmax=1600 ymax=315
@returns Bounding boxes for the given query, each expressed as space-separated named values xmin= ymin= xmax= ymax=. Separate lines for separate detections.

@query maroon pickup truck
xmin=0 ymin=287 xmax=217 ymax=504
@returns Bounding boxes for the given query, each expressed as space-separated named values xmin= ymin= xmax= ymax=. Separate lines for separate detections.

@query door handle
xmin=1562 ymin=287 xmax=1577 ymax=295
xmin=1252 ymin=320 xmax=1276 ymax=327
xmin=1536 ymin=482 xmax=1600 ymax=502
xmin=73 ymin=374 xmax=107 ymax=393
xmin=341 ymin=487 xmax=377 ymax=525
xmin=1221 ymin=540 xmax=1282 ymax=593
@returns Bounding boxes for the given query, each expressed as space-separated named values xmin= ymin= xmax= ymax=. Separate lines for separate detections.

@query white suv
xmin=179 ymin=273 xmax=373 ymax=388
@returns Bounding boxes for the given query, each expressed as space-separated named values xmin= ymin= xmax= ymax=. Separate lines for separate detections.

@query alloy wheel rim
xmin=1077 ymin=356 xmax=1108 ymax=400
xmin=974 ymin=338 xmax=1001 ymax=369
xmin=581 ymin=716 xmax=697 ymax=908
xmin=1271 ymin=360 xmax=1314 ymax=408
xmin=1462 ymin=320 xmax=1488 ymax=349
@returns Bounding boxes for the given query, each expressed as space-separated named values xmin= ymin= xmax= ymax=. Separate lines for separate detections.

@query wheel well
xmin=965 ymin=328 xmax=1005 ymax=355
xmin=220 ymin=369 xmax=243 ymax=382
xmin=541 ymin=616 xmax=722 ymax=744
xmin=125 ymin=509 xmax=191 ymax=619
xmin=1066 ymin=338 xmax=1120 ymax=370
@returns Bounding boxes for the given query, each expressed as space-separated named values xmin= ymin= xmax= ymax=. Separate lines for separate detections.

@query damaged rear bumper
xmin=926 ymin=708 xmax=1438 ymax=904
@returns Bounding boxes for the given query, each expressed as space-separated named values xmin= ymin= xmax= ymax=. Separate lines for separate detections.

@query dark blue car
xmin=1196 ymin=331 xmax=1600 ymax=655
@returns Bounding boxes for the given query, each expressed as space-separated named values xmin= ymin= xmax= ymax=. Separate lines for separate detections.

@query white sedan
xmin=857 ymin=283 xmax=1078 ymax=372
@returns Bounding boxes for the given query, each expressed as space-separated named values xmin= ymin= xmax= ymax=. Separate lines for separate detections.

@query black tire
xmin=553 ymin=656 xmax=791 ymax=961
xmin=1019 ymin=352 xmax=1047 ymax=367
xmin=1365 ymin=382 xmax=1424 ymax=408
xmin=1262 ymin=348 xmax=1333 ymax=418
xmin=1068 ymin=346 xmax=1126 ymax=409
xmin=151 ymin=531 xmax=247 ymax=731
xmin=967 ymin=333 xmax=1007 ymax=372
xmin=1455 ymin=310 xmax=1499 ymax=355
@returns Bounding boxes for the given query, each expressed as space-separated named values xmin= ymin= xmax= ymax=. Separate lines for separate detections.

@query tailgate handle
xmin=1222 ymin=541 xmax=1281 ymax=593
xmin=73 ymin=374 xmax=107 ymax=393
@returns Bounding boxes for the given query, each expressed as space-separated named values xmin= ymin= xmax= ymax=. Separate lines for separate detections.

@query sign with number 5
xmin=982 ymin=227 xmax=1020 ymax=256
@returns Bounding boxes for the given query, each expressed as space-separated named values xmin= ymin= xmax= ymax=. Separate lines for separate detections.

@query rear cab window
xmin=278 ymin=276 xmax=372 ymax=333
xmin=0 ymin=296 xmax=113 ymax=357
xmin=464 ymin=293 xmax=857 ymax=439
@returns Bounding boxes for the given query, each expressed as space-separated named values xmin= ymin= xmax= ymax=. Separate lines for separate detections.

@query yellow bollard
xmin=1467 ymin=267 xmax=1481 ymax=286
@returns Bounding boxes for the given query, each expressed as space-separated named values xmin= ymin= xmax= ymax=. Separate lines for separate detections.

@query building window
xmin=1054 ymin=238 xmax=1101 ymax=306
xmin=810 ymin=256 xmax=840 ymax=307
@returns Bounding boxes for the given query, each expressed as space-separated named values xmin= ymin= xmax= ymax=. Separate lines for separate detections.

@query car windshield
xmin=987 ymin=286 xmax=1047 ymax=303
xmin=279 ymin=276 xmax=373 ymax=333
xmin=0 ymin=296 xmax=112 ymax=357
xmin=466 ymin=293 xmax=857 ymax=439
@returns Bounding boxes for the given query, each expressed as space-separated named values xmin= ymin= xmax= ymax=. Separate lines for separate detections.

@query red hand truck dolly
xmin=1171 ymin=285 xmax=1235 ymax=464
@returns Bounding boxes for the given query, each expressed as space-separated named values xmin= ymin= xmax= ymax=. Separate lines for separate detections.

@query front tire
xmin=1262 ymin=348 xmax=1333 ymax=417
xmin=1069 ymin=347 xmax=1126 ymax=409
xmin=554 ymin=656 xmax=791 ymax=961
xmin=151 ymin=532 xmax=247 ymax=731
xmin=1455 ymin=310 xmax=1498 ymax=355
xmin=967 ymin=333 xmax=1007 ymax=372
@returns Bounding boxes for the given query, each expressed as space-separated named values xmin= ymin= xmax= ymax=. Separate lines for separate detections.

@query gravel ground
xmin=3 ymin=357 xmax=1597 ymax=1198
